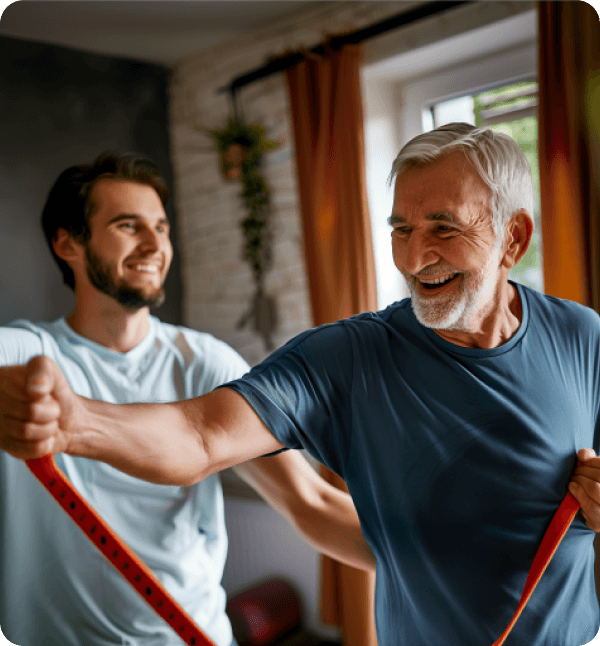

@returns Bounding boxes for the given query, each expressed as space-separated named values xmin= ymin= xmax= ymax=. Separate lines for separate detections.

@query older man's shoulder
xmin=522 ymin=284 xmax=600 ymax=335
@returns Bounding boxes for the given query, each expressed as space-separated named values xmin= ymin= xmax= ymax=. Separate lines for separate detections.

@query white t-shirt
xmin=0 ymin=316 xmax=249 ymax=646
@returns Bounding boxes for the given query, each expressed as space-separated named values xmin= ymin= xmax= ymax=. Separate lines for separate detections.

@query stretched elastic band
xmin=491 ymin=491 xmax=580 ymax=645
xmin=26 ymin=454 xmax=216 ymax=646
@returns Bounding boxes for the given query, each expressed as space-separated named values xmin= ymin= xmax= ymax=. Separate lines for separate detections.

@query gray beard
xmin=406 ymin=250 xmax=501 ymax=332
xmin=85 ymin=245 xmax=165 ymax=310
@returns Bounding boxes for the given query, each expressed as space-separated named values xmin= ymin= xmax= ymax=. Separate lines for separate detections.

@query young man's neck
xmin=66 ymin=294 xmax=151 ymax=353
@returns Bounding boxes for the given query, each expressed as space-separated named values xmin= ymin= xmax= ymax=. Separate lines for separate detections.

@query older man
xmin=3 ymin=124 xmax=600 ymax=646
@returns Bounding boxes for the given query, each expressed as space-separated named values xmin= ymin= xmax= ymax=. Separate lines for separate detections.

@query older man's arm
xmin=233 ymin=452 xmax=375 ymax=572
xmin=0 ymin=356 xmax=284 ymax=486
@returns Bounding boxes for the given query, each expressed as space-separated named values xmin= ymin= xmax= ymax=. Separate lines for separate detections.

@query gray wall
xmin=0 ymin=36 xmax=181 ymax=326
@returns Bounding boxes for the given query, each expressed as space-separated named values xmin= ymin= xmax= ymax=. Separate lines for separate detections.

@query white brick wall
xmin=168 ymin=3 xmax=416 ymax=637
xmin=169 ymin=0 xmax=416 ymax=366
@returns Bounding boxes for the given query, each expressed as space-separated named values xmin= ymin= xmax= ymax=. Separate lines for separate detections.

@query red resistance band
xmin=26 ymin=454 xmax=581 ymax=646
xmin=26 ymin=455 xmax=216 ymax=646
xmin=491 ymin=490 xmax=580 ymax=646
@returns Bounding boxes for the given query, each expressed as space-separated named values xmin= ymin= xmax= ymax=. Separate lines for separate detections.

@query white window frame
xmin=400 ymin=43 xmax=538 ymax=150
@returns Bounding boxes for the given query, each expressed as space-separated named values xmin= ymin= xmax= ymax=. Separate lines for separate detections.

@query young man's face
xmin=83 ymin=178 xmax=173 ymax=309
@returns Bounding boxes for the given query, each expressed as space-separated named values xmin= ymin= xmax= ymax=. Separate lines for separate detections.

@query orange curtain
xmin=538 ymin=0 xmax=600 ymax=602
xmin=538 ymin=1 xmax=600 ymax=311
xmin=284 ymin=45 xmax=378 ymax=646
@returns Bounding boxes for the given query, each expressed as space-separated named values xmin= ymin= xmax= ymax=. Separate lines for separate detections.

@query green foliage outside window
xmin=472 ymin=82 xmax=543 ymax=292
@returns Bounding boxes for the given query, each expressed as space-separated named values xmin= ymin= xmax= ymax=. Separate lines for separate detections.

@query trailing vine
xmin=206 ymin=119 xmax=280 ymax=350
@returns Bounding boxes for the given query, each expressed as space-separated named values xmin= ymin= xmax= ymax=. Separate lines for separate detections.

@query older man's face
xmin=390 ymin=152 xmax=505 ymax=332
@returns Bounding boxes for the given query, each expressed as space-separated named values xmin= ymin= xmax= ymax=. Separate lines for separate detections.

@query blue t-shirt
xmin=226 ymin=283 xmax=600 ymax=646
xmin=0 ymin=316 xmax=249 ymax=646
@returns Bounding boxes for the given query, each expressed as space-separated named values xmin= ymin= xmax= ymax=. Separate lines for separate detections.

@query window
xmin=429 ymin=80 xmax=543 ymax=292
xmin=362 ymin=8 xmax=537 ymax=307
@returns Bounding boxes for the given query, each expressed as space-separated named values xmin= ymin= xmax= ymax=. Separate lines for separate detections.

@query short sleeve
xmin=224 ymin=322 xmax=354 ymax=478
xmin=0 ymin=323 xmax=44 ymax=366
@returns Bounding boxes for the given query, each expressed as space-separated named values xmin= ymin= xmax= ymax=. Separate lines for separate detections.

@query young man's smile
xmin=82 ymin=178 xmax=173 ymax=309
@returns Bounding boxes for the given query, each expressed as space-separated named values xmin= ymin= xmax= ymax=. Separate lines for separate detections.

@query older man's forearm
xmin=66 ymin=388 xmax=284 ymax=486
xmin=2 ymin=356 xmax=284 ymax=486
xmin=68 ymin=397 xmax=211 ymax=486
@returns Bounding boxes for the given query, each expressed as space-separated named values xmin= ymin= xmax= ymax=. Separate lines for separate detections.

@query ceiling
xmin=0 ymin=1 xmax=539 ymax=83
xmin=0 ymin=0 xmax=319 ymax=66
xmin=363 ymin=9 xmax=537 ymax=82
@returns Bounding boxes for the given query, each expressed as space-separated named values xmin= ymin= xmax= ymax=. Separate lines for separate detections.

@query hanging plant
xmin=202 ymin=119 xmax=281 ymax=350
xmin=208 ymin=119 xmax=279 ymax=180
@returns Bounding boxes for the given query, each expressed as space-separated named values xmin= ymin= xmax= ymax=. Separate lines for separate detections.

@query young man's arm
xmin=233 ymin=452 xmax=376 ymax=572
xmin=0 ymin=355 xmax=283 ymax=486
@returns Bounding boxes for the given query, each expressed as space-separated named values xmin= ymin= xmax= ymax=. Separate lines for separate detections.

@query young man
xmin=4 ymin=125 xmax=600 ymax=645
xmin=0 ymin=152 xmax=373 ymax=646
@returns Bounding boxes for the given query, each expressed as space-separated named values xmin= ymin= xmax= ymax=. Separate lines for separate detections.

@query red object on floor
xmin=227 ymin=578 xmax=302 ymax=646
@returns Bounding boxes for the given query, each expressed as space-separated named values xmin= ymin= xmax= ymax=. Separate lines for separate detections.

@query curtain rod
xmin=218 ymin=1 xmax=474 ymax=97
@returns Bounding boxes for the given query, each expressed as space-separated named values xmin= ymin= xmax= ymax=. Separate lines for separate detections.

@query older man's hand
xmin=0 ymin=355 xmax=77 ymax=460
xmin=569 ymin=448 xmax=600 ymax=532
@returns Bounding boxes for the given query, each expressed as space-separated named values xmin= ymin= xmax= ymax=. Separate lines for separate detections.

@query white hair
xmin=389 ymin=123 xmax=534 ymax=242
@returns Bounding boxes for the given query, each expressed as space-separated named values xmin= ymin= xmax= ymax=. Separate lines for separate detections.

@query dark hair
xmin=41 ymin=151 xmax=169 ymax=290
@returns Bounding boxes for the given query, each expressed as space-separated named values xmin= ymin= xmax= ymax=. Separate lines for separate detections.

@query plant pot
xmin=221 ymin=143 xmax=249 ymax=180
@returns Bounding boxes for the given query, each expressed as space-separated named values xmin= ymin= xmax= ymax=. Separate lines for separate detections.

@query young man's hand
xmin=0 ymin=355 xmax=79 ymax=459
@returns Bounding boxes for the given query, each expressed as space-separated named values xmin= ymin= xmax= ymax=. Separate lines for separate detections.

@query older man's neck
xmin=66 ymin=293 xmax=151 ymax=353
xmin=433 ymin=282 xmax=522 ymax=349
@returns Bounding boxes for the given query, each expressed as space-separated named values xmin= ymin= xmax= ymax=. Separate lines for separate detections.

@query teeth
xmin=132 ymin=265 xmax=158 ymax=273
xmin=419 ymin=272 xmax=458 ymax=285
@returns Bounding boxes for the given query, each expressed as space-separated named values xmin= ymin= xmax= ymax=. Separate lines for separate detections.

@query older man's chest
xmin=345 ymin=346 xmax=596 ymax=563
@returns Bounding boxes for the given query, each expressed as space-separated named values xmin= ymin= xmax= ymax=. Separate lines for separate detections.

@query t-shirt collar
xmin=415 ymin=281 xmax=529 ymax=357
xmin=57 ymin=315 xmax=158 ymax=364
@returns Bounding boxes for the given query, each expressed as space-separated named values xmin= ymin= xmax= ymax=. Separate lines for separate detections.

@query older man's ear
xmin=501 ymin=210 xmax=534 ymax=270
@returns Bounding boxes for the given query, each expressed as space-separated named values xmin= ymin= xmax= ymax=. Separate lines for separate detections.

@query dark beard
xmin=85 ymin=245 xmax=165 ymax=310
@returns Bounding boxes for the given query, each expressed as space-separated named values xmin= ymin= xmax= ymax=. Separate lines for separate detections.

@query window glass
xmin=431 ymin=81 xmax=543 ymax=292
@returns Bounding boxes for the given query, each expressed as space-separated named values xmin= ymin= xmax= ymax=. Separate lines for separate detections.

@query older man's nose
xmin=403 ymin=231 xmax=441 ymax=276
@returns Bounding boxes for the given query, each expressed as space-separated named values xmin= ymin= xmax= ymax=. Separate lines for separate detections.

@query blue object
xmin=227 ymin=283 xmax=600 ymax=646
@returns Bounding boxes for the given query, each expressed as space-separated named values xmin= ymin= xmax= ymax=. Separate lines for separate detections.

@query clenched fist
xmin=0 ymin=355 xmax=79 ymax=459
